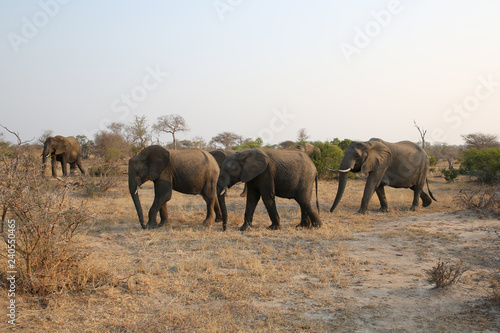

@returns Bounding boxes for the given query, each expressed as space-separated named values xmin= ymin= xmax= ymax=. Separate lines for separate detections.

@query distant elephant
xmin=298 ymin=142 xmax=321 ymax=158
xmin=129 ymin=145 xmax=222 ymax=229
xmin=330 ymin=138 xmax=436 ymax=214
xmin=217 ymin=148 xmax=321 ymax=231
xmin=42 ymin=136 xmax=85 ymax=177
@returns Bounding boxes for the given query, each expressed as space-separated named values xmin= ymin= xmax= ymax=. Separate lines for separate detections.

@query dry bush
xmin=0 ymin=152 xmax=111 ymax=295
xmin=425 ymin=259 xmax=468 ymax=289
xmin=457 ymin=187 xmax=500 ymax=215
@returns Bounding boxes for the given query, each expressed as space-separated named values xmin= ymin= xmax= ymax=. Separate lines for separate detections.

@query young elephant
xmin=128 ymin=145 xmax=222 ymax=229
xmin=217 ymin=148 xmax=321 ymax=231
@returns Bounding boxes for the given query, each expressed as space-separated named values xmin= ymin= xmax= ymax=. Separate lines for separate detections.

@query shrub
xmin=94 ymin=131 xmax=130 ymax=159
xmin=429 ymin=155 xmax=437 ymax=166
xmin=457 ymin=187 xmax=500 ymax=216
xmin=441 ymin=165 xmax=459 ymax=182
xmin=460 ymin=148 xmax=500 ymax=184
xmin=425 ymin=259 xmax=468 ymax=289
xmin=0 ymin=153 xmax=102 ymax=295
xmin=310 ymin=141 xmax=344 ymax=179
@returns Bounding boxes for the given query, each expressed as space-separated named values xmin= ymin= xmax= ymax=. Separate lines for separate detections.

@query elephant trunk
xmin=330 ymin=159 xmax=355 ymax=212
xmin=129 ymin=177 xmax=146 ymax=229
xmin=41 ymin=144 xmax=50 ymax=176
xmin=330 ymin=172 xmax=349 ymax=212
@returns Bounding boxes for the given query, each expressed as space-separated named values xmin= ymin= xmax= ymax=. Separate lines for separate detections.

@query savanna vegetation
xmin=0 ymin=121 xmax=499 ymax=332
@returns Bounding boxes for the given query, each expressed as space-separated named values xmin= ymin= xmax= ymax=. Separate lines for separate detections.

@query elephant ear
xmin=147 ymin=148 xmax=170 ymax=181
xmin=361 ymin=141 xmax=391 ymax=173
xmin=240 ymin=149 xmax=269 ymax=182
xmin=53 ymin=136 xmax=68 ymax=155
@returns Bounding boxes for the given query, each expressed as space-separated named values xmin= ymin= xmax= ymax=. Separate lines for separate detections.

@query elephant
xmin=128 ymin=145 xmax=223 ymax=229
xmin=42 ymin=136 xmax=85 ymax=177
xmin=210 ymin=149 xmax=248 ymax=197
xmin=330 ymin=138 xmax=436 ymax=214
xmin=298 ymin=142 xmax=321 ymax=158
xmin=217 ymin=148 xmax=321 ymax=231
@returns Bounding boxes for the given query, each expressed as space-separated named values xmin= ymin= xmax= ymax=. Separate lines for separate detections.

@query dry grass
xmin=1 ymin=164 xmax=499 ymax=332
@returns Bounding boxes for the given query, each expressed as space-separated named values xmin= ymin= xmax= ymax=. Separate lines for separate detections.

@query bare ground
xmin=1 ymin=174 xmax=499 ymax=332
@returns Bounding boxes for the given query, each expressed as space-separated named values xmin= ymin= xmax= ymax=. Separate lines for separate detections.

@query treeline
xmin=1 ymin=116 xmax=499 ymax=183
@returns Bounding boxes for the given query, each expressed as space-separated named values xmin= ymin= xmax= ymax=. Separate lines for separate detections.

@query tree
xmin=126 ymin=115 xmax=151 ymax=150
xmin=94 ymin=131 xmax=130 ymax=160
xmin=461 ymin=133 xmax=500 ymax=150
xmin=460 ymin=147 xmax=500 ymax=183
xmin=107 ymin=122 xmax=125 ymax=135
xmin=75 ymin=135 xmax=94 ymax=159
xmin=38 ymin=130 xmax=53 ymax=145
xmin=152 ymin=114 xmax=190 ymax=150
xmin=234 ymin=137 xmax=264 ymax=150
xmin=297 ymin=128 xmax=310 ymax=142
xmin=414 ymin=120 xmax=427 ymax=149
xmin=210 ymin=132 xmax=243 ymax=149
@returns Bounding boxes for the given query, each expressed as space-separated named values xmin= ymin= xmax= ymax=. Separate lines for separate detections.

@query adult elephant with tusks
xmin=128 ymin=145 xmax=223 ymax=229
xmin=330 ymin=138 xmax=436 ymax=214
xmin=217 ymin=148 xmax=321 ymax=231
xmin=42 ymin=135 xmax=85 ymax=177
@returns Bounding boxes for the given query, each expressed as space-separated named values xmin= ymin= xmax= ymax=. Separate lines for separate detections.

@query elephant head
xmin=330 ymin=140 xmax=391 ymax=212
xmin=42 ymin=136 xmax=66 ymax=163
xmin=128 ymin=146 xmax=170 ymax=229
xmin=217 ymin=149 xmax=269 ymax=195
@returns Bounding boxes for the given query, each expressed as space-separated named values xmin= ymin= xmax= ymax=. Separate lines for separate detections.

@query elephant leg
xmin=77 ymin=156 xmax=86 ymax=175
xmin=201 ymin=191 xmax=217 ymax=227
xmin=60 ymin=155 xmax=68 ymax=176
xmin=297 ymin=206 xmax=311 ymax=229
xmin=375 ymin=185 xmax=389 ymax=212
xmin=359 ymin=171 xmax=384 ymax=214
xmin=300 ymin=200 xmax=322 ymax=228
xmin=158 ymin=202 xmax=169 ymax=227
xmin=410 ymin=185 xmax=423 ymax=211
xmin=51 ymin=155 xmax=58 ymax=177
xmin=148 ymin=179 xmax=172 ymax=229
xmin=261 ymin=193 xmax=280 ymax=230
xmin=241 ymin=187 xmax=261 ymax=231
xmin=420 ymin=191 xmax=432 ymax=207
xmin=214 ymin=194 xmax=223 ymax=222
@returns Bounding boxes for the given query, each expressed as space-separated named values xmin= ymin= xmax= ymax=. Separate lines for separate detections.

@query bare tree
xmin=210 ymin=132 xmax=243 ymax=149
xmin=461 ymin=133 xmax=500 ymax=150
xmin=413 ymin=120 xmax=427 ymax=149
xmin=38 ymin=129 xmax=53 ymax=145
xmin=152 ymin=114 xmax=190 ymax=150
xmin=297 ymin=128 xmax=310 ymax=142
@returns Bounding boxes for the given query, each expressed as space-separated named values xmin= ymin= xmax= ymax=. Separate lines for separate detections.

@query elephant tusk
xmin=328 ymin=168 xmax=352 ymax=173
xmin=220 ymin=187 xmax=227 ymax=196
xmin=135 ymin=186 xmax=140 ymax=195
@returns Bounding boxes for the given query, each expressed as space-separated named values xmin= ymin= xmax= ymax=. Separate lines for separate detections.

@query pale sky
xmin=1 ymin=0 xmax=499 ymax=145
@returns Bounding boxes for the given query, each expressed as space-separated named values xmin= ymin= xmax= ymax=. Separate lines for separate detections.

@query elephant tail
xmin=315 ymin=174 xmax=320 ymax=214
xmin=426 ymin=179 xmax=437 ymax=202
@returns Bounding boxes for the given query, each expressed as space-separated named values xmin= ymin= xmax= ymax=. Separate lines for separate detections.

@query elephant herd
xmin=42 ymin=136 xmax=436 ymax=231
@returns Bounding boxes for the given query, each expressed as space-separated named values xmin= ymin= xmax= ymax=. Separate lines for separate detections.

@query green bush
xmin=460 ymin=148 xmax=500 ymax=184
xmin=441 ymin=166 xmax=459 ymax=182
xmin=310 ymin=141 xmax=344 ymax=179
xmin=429 ymin=155 xmax=437 ymax=166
